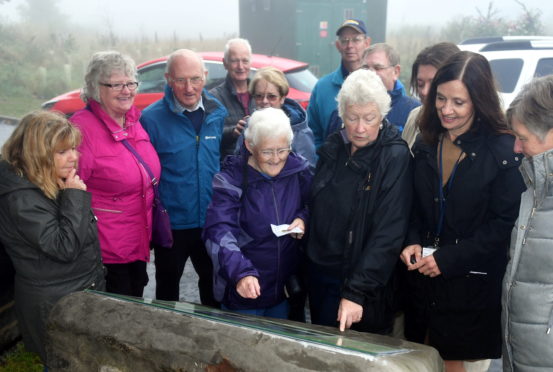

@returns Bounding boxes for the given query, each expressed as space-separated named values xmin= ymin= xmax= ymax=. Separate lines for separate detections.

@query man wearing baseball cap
xmin=307 ymin=19 xmax=371 ymax=149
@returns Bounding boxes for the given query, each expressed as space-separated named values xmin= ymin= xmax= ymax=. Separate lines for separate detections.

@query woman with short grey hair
xmin=503 ymin=75 xmax=553 ymax=372
xmin=306 ymin=68 xmax=412 ymax=334
xmin=203 ymin=107 xmax=312 ymax=319
xmin=71 ymin=51 xmax=161 ymax=297
xmin=337 ymin=68 xmax=391 ymax=120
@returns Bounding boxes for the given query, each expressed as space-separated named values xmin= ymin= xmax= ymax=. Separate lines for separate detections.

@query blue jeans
xmin=222 ymin=300 xmax=289 ymax=319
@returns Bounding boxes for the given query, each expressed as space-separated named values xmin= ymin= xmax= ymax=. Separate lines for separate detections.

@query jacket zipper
xmin=196 ymin=135 xmax=201 ymax=223
xmin=92 ymin=207 xmax=123 ymax=213
xmin=271 ymin=182 xmax=281 ymax=301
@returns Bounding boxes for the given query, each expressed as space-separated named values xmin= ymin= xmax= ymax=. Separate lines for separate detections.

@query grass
xmin=0 ymin=94 xmax=45 ymax=119
xmin=0 ymin=342 xmax=43 ymax=372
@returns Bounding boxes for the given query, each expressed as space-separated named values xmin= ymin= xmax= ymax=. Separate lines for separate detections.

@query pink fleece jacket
xmin=71 ymin=100 xmax=161 ymax=264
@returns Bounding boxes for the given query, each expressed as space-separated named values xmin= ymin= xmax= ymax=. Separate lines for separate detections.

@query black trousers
xmin=154 ymin=228 xmax=219 ymax=307
xmin=104 ymin=260 xmax=148 ymax=297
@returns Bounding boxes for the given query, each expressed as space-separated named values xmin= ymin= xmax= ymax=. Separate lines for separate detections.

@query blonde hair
xmin=249 ymin=66 xmax=289 ymax=97
xmin=1 ymin=110 xmax=82 ymax=199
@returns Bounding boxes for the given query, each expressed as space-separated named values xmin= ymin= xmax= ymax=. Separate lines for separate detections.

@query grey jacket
xmin=0 ymin=160 xmax=105 ymax=362
xmin=502 ymin=149 xmax=553 ymax=371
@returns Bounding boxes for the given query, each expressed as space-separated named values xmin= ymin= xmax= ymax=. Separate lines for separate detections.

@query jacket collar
xmin=87 ymin=100 xmax=141 ymax=142
xmin=163 ymin=84 xmax=223 ymax=117
xmin=521 ymin=147 xmax=553 ymax=200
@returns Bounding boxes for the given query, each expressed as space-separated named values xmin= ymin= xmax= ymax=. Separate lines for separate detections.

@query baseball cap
xmin=336 ymin=19 xmax=367 ymax=36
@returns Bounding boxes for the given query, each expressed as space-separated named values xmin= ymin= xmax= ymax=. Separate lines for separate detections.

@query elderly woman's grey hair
xmin=337 ymin=69 xmax=391 ymax=119
xmin=507 ymin=75 xmax=553 ymax=140
xmin=224 ymin=38 xmax=252 ymax=63
xmin=165 ymin=49 xmax=206 ymax=75
xmin=81 ymin=51 xmax=137 ymax=103
xmin=245 ymin=107 xmax=293 ymax=148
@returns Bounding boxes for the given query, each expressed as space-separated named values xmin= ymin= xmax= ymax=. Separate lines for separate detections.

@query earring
xmin=379 ymin=123 xmax=383 ymax=130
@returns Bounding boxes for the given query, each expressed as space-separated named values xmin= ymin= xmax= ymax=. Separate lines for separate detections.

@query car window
xmin=138 ymin=63 xmax=166 ymax=93
xmin=535 ymin=58 xmax=553 ymax=78
xmin=205 ymin=61 xmax=227 ymax=90
xmin=489 ymin=58 xmax=523 ymax=93
xmin=285 ymin=68 xmax=318 ymax=93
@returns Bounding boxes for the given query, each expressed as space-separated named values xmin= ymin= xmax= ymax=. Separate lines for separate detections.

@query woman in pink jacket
xmin=71 ymin=51 xmax=161 ymax=297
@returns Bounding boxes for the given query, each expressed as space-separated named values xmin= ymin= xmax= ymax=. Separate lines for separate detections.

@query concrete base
xmin=46 ymin=291 xmax=443 ymax=372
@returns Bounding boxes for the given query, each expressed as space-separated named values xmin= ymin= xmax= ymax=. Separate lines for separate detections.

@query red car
xmin=42 ymin=52 xmax=317 ymax=115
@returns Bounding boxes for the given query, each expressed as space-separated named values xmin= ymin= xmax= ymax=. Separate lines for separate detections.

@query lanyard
xmin=435 ymin=137 xmax=463 ymax=247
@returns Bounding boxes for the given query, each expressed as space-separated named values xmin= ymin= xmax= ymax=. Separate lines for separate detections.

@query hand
xmin=60 ymin=169 xmax=87 ymax=191
xmin=233 ymin=118 xmax=248 ymax=138
xmin=287 ymin=218 xmax=305 ymax=239
xmin=400 ymin=244 xmax=422 ymax=268
xmin=416 ymin=254 xmax=442 ymax=278
xmin=236 ymin=275 xmax=261 ymax=299
xmin=337 ymin=298 xmax=363 ymax=332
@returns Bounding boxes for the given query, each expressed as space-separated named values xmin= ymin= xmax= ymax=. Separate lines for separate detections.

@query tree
xmin=441 ymin=1 xmax=544 ymax=43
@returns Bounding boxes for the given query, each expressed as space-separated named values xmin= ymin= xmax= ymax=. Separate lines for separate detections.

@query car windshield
xmin=285 ymin=68 xmax=318 ymax=93
xmin=489 ymin=58 xmax=523 ymax=93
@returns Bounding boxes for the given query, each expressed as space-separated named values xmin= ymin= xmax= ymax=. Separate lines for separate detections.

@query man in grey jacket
xmin=209 ymin=38 xmax=255 ymax=160
xmin=502 ymin=75 xmax=553 ymax=372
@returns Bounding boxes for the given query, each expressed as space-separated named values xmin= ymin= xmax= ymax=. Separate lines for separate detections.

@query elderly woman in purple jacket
xmin=203 ymin=107 xmax=312 ymax=318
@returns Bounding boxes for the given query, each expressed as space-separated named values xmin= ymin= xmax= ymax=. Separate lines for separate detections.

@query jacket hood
xmin=0 ymin=160 xmax=39 ymax=197
xmin=221 ymin=150 xmax=309 ymax=186
xmin=282 ymin=98 xmax=307 ymax=128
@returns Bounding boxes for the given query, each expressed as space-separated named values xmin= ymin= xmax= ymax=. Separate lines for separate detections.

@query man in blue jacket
xmin=362 ymin=43 xmax=420 ymax=132
xmin=307 ymin=19 xmax=371 ymax=149
xmin=141 ymin=49 xmax=227 ymax=306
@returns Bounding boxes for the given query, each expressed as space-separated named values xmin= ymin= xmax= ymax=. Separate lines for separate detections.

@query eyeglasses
xmin=362 ymin=64 xmax=395 ymax=72
xmin=170 ymin=76 xmax=204 ymax=87
xmin=100 ymin=82 xmax=139 ymax=91
xmin=253 ymin=93 xmax=281 ymax=101
xmin=338 ymin=36 xmax=366 ymax=45
xmin=259 ymin=147 xmax=291 ymax=159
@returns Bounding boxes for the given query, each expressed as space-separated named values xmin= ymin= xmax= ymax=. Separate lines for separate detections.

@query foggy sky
xmin=1 ymin=0 xmax=552 ymax=37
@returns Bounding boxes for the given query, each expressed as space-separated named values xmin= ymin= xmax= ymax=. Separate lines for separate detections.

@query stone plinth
xmin=46 ymin=291 xmax=443 ymax=372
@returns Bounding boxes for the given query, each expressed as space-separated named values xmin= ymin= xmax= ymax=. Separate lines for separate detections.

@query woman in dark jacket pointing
xmin=306 ymin=68 xmax=413 ymax=333
xmin=0 ymin=111 xmax=105 ymax=367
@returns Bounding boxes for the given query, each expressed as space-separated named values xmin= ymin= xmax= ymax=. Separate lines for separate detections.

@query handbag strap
xmin=120 ymin=139 xmax=160 ymax=199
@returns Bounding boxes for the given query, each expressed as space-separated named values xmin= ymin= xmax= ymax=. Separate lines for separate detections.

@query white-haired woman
xmin=70 ymin=51 xmax=161 ymax=297
xmin=203 ymin=107 xmax=312 ymax=318
xmin=306 ymin=69 xmax=413 ymax=333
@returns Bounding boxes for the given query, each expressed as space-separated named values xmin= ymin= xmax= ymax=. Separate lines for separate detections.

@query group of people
xmin=1 ymin=17 xmax=552 ymax=372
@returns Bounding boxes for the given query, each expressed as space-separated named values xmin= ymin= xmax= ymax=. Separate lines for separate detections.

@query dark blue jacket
xmin=140 ymin=84 xmax=227 ymax=229
xmin=203 ymin=152 xmax=312 ymax=309
xmin=386 ymin=80 xmax=421 ymax=132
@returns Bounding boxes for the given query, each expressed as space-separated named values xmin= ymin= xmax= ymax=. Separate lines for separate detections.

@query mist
xmin=1 ymin=0 xmax=552 ymax=38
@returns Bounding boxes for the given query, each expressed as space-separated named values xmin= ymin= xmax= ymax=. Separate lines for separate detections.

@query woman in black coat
xmin=307 ymin=68 xmax=413 ymax=334
xmin=0 ymin=111 xmax=105 ymax=368
xmin=400 ymin=51 xmax=525 ymax=372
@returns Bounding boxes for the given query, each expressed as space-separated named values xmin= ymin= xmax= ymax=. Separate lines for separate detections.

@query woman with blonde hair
xmin=0 ymin=110 xmax=105 ymax=368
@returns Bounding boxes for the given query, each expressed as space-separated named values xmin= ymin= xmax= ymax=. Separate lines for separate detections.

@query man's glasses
xmin=362 ymin=64 xmax=395 ymax=72
xmin=338 ymin=36 xmax=366 ymax=45
xmin=100 ymin=82 xmax=139 ymax=91
xmin=170 ymin=76 xmax=204 ymax=87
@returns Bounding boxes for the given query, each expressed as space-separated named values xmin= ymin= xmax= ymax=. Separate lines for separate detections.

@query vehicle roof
xmin=137 ymin=52 xmax=309 ymax=72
